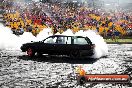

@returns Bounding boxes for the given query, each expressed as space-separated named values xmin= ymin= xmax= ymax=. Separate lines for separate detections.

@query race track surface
xmin=0 ymin=44 xmax=132 ymax=88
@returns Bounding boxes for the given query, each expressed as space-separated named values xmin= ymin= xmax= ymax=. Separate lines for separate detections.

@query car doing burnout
xmin=20 ymin=35 xmax=95 ymax=58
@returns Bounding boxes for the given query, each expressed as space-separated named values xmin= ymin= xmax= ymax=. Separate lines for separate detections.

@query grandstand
xmin=1 ymin=0 xmax=132 ymax=38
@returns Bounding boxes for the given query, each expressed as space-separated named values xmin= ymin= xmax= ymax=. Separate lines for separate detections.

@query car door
xmin=53 ymin=36 xmax=72 ymax=55
xmin=72 ymin=36 xmax=92 ymax=56
xmin=73 ymin=36 xmax=91 ymax=50
xmin=38 ymin=36 xmax=57 ymax=54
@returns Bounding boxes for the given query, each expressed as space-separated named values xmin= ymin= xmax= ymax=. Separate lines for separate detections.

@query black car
xmin=20 ymin=35 xmax=95 ymax=58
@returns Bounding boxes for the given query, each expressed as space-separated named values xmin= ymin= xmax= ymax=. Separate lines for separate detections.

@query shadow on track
xmin=18 ymin=55 xmax=98 ymax=64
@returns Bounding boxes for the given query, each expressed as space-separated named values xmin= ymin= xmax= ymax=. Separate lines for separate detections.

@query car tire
xmin=27 ymin=48 xmax=35 ymax=57
xmin=70 ymin=50 xmax=80 ymax=58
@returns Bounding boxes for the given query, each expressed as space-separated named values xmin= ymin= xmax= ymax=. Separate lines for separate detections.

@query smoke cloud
xmin=0 ymin=23 xmax=108 ymax=58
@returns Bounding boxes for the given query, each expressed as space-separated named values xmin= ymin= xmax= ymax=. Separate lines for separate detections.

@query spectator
xmin=2 ymin=0 xmax=132 ymax=38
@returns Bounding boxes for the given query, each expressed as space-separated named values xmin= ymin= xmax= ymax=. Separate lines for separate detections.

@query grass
xmin=104 ymin=39 xmax=132 ymax=43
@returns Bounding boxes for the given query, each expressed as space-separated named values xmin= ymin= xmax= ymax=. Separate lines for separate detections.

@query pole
xmin=93 ymin=0 xmax=95 ymax=9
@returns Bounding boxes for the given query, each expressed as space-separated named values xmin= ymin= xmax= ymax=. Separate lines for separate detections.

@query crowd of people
xmin=2 ymin=0 xmax=132 ymax=38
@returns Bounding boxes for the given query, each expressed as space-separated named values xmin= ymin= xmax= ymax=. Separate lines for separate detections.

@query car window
xmin=56 ymin=37 xmax=72 ymax=44
xmin=56 ymin=37 xmax=64 ymax=44
xmin=74 ymin=37 xmax=88 ymax=44
xmin=66 ymin=37 xmax=71 ymax=44
xmin=44 ymin=37 xmax=57 ymax=43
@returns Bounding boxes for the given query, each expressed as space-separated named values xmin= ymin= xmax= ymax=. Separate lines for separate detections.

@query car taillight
xmin=91 ymin=44 xmax=95 ymax=48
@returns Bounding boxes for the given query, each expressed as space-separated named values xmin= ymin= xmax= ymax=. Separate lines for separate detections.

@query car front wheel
xmin=27 ymin=48 xmax=35 ymax=57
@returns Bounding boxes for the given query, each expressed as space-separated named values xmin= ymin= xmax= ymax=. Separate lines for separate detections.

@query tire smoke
xmin=0 ymin=23 xmax=108 ymax=58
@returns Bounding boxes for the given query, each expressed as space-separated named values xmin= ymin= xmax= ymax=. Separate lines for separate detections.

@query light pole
xmin=93 ymin=0 xmax=95 ymax=9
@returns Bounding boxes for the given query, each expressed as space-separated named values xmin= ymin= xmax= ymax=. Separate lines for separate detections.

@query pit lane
xmin=0 ymin=44 xmax=132 ymax=88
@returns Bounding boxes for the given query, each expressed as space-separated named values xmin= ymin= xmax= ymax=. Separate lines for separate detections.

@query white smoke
xmin=61 ymin=29 xmax=108 ymax=58
xmin=0 ymin=23 xmax=108 ymax=58
xmin=36 ymin=27 xmax=53 ymax=41
xmin=75 ymin=30 xmax=108 ymax=58
xmin=61 ymin=29 xmax=74 ymax=36
xmin=0 ymin=24 xmax=52 ymax=50
xmin=0 ymin=24 xmax=19 ymax=50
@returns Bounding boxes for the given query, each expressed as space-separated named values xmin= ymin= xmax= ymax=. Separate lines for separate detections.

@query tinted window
xmin=56 ymin=37 xmax=65 ymax=44
xmin=74 ymin=37 xmax=88 ymax=44
xmin=44 ymin=37 xmax=57 ymax=43
xmin=56 ymin=36 xmax=71 ymax=44
xmin=66 ymin=37 xmax=71 ymax=44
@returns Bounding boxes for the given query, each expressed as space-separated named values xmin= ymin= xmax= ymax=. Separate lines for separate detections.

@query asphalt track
xmin=0 ymin=44 xmax=132 ymax=88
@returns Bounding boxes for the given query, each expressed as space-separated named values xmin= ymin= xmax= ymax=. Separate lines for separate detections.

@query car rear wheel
xmin=27 ymin=48 xmax=35 ymax=57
